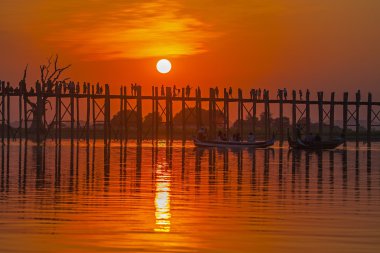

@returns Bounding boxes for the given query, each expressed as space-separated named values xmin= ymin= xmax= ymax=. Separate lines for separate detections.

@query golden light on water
xmin=154 ymin=163 xmax=171 ymax=232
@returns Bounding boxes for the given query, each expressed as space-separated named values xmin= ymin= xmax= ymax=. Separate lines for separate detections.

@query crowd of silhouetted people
xmin=0 ymin=83 xmax=20 ymax=95
xmin=1 ymin=82 xmax=314 ymax=102
xmin=0 ymin=81 xmax=108 ymax=96
xmin=0 ymin=82 xmax=200 ymax=97
xmin=159 ymin=84 xmax=197 ymax=98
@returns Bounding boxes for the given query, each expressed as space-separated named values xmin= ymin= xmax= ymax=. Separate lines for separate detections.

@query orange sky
xmin=1 ymin=0 xmax=380 ymax=97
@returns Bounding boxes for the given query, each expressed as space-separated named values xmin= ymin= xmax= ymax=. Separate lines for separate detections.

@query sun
xmin=156 ymin=59 xmax=171 ymax=74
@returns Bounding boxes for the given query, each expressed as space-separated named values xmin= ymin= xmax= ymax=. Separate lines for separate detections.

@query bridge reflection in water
xmin=0 ymin=141 xmax=379 ymax=253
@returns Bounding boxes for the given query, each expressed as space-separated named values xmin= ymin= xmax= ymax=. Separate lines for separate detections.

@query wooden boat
xmin=193 ymin=137 xmax=275 ymax=148
xmin=287 ymin=132 xmax=345 ymax=150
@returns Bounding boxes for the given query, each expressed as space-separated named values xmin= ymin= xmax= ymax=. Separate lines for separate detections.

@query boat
xmin=287 ymin=131 xmax=345 ymax=150
xmin=193 ymin=137 xmax=275 ymax=148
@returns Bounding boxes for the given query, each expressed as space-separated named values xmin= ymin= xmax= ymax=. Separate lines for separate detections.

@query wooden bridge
xmin=0 ymin=80 xmax=379 ymax=145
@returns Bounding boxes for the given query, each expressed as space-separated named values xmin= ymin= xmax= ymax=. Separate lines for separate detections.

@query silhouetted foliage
xmin=143 ymin=112 xmax=163 ymax=128
xmin=231 ymin=112 xmax=291 ymax=134
xmin=173 ymin=107 xmax=224 ymax=126
xmin=111 ymin=109 xmax=137 ymax=128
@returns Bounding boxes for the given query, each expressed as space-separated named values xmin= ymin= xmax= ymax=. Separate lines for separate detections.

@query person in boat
xmin=217 ymin=130 xmax=224 ymax=141
xmin=197 ymin=127 xmax=208 ymax=141
xmin=247 ymin=132 xmax=256 ymax=143
xmin=233 ymin=133 xmax=241 ymax=141
xmin=304 ymin=132 xmax=314 ymax=144
xmin=296 ymin=123 xmax=303 ymax=138
xmin=314 ymin=133 xmax=322 ymax=142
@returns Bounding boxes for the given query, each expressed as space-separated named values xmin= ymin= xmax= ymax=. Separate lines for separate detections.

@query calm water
xmin=0 ymin=141 xmax=379 ymax=253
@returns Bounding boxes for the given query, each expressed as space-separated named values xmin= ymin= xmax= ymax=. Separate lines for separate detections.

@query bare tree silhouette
xmin=21 ymin=55 xmax=71 ymax=141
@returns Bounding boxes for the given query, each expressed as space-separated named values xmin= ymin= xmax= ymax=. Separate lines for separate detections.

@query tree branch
xmin=44 ymin=55 xmax=53 ymax=81
xmin=24 ymin=96 xmax=37 ymax=109
xmin=22 ymin=64 xmax=28 ymax=83
xmin=41 ymin=55 xmax=71 ymax=84
xmin=52 ymin=65 xmax=71 ymax=84
xmin=40 ymin=65 xmax=46 ymax=85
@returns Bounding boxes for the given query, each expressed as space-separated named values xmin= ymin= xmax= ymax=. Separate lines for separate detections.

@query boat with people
xmin=193 ymin=137 xmax=275 ymax=148
xmin=194 ymin=128 xmax=275 ymax=148
xmin=287 ymin=130 xmax=345 ymax=150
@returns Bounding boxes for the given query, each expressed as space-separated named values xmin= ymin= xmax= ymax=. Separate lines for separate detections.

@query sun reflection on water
xmin=154 ymin=162 xmax=171 ymax=232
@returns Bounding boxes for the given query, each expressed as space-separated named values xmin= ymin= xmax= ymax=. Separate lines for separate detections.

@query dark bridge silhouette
xmin=1 ymin=80 xmax=379 ymax=145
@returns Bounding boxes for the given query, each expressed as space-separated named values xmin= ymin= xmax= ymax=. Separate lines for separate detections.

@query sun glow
xmin=156 ymin=59 xmax=172 ymax=74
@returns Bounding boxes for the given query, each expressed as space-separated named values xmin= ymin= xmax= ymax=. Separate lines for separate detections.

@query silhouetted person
xmin=134 ymin=83 xmax=138 ymax=95
xmin=299 ymin=90 xmax=303 ymax=100
xmin=228 ymin=87 xmax=232 ymax=97
xmin=67 ymin=82 xmax=71 ymax=93
xmin=217 ymin=130 xmax=223 ymax=141
xmin=47 ymin=81 xmax=52 ymax=93
xmin=258 ymin=88 xmax=261 ymax=99
xmin=247 ymin=132 xmax=255 ymax=142
xmin=197 ymin=127 xmax=208 ymax=141
xmin=232 ymin=133 xmax=239 ymax=141
xmin=215 ymin=87 xmax=219 ymax=98
xmin=283 ymin=88 xmax=288 ymax=100
xmin=249 ymin=89 xmax=254 ymax=99
xmin=186 ymin=85 xmax=190 ymax=97
xmin=304 ymin=132 xmax=314 ymax=144
xmin=71 ymin=81 xmax=76 ymax=93
xmin=161 ymin=85 xmax=165 ymax=96
xmin=296 ymin=123 xmax=302 ymax=138
xmin=76 ymin=83 xmax=80 ymax=94
xmin=96 ymin=83 xmax=100 ymax=94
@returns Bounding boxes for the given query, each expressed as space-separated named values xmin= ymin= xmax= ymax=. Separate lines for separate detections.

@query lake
xmin=0 ymin=141 xmax=379 ymax=253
